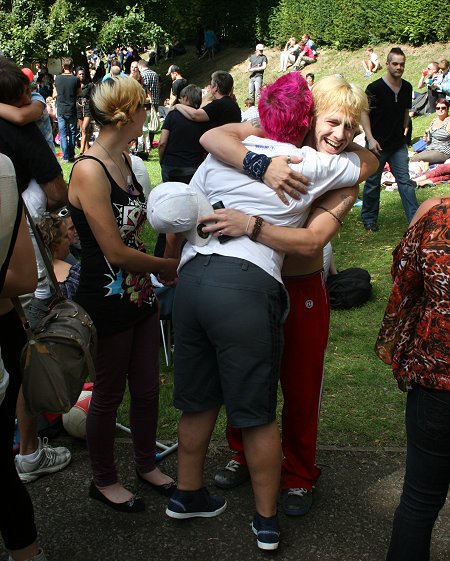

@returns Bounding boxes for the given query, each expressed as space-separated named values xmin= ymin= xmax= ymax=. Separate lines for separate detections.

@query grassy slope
xmin=61 ymin=42 xmax=449 ymax=446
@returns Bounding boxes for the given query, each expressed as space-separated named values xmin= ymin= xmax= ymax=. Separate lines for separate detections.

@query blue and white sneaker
xmin=166 ymin=487 xmax=227 ymax=519
xmin=251 ymin=513 xmax=280 ymax=550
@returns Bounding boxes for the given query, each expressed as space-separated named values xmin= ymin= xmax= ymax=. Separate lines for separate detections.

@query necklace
xmin=96 ymin=140 xmax=134 ymax=195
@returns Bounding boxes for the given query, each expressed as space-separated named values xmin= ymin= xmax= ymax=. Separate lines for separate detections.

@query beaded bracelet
xmin=250 ymin=216 xmax=264 ymax=241
xmin=243 ymin=151 xmax=272 ymax=181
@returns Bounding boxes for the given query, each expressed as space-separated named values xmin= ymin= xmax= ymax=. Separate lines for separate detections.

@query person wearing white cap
xmin=150 ymin=73 xmax=376 ymax=551
xmin=247 ymin=44 xmax=267 ymax=102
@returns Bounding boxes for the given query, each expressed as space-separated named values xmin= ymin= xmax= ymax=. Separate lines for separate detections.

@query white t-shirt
xmin=370 ymin=52 xmax=379 ymax=66
xmin=180 ymin=136 xmax=360 ymax=283
xmin=22 ymin=179 xmax=51 ymax=299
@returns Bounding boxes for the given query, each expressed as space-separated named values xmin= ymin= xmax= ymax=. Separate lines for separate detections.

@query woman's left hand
xmin=199 ymin=208 xmax=251 ymax=238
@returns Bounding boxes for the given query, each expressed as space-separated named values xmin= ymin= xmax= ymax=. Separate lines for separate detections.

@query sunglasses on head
xmin=58 ymin=207 xmax=70 ymax=218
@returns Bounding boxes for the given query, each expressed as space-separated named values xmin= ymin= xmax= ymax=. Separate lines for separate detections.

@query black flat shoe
xmin=136 ymin=469 xmax=177 ymax=497
xmin=89 ymin=481 xmax=145 ymax=512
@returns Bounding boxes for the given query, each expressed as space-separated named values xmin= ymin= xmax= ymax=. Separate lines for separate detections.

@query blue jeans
xmin=361 ymin=143 xmax=418 ymax=226
xmin=249 ymin=75 xmax=263 ymax=101
xmin=386 ymin=385 xmax=450 ymax=561
xmin=57 ymin=114 xmax=77 ymax=161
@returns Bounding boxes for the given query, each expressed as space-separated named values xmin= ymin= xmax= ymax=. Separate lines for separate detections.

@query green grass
xmin=65 ymin=41 xmax=450 ymax=446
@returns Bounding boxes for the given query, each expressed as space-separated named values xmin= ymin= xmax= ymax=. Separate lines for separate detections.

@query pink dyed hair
xmin=258 ymin=73 xmax=313 ymax=146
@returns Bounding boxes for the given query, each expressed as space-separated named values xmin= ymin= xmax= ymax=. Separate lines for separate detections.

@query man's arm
xmin=360 ymin=111 xmax=381 ymax=155
xmin=0 ymin=101 xmax=43 ymax=126
xmin=403 ymin=109 xmax=410 ymax=137
xmin=199 ymin=185 xmax=358 ymax=257
xmin=200 ymin=122 xmax=308 ymax=201
xmin=41 ymin=174 xmax=68 ymax=210
xmin=1 ymin=208 xmax=38 ymax=298
xmin=174 ymin=103 xmax=210 ymax=122
xmin=158 ymin=129 xmax=169 ymax=162
xmin=248 ymin=60 xmax=267 ymax=72
xmin=354 ymin=146 xmax=378 ymax=183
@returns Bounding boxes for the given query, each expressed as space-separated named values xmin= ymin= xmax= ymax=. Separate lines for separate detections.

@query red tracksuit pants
xmin=226 ymin=271 xmax=330 ymax=490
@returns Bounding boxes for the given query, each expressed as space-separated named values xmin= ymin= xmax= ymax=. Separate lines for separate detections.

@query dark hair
xmin=306 ymin=73 xmax=315 ymax=80
xmin=387 ymin=47 xmax=405 ymax=63
xmin=436 ymin=97 xmax=449 ymax=109
xmin=62 ymin=57 xmax=73 ymax=71
xmin=179 ymin=84 xmax=202 ymax=109
xmin=211 ymin=71 xmax=234 ymax=96
xmin=0 ymin=57 xmax=30 ymax=104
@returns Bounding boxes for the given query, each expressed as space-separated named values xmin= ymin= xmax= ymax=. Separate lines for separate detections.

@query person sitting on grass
xmin=37 ymin=213 xmax=80 ymax=299
xmin=410 ymin=98 xmax=450 ymax=164
xmin=413 ymin=162 xmax=450 ymax=186
xmin=278 ymin=37 xmax=300 ymax=72
xmin=362 ymin=47 xmax=381 ymax=77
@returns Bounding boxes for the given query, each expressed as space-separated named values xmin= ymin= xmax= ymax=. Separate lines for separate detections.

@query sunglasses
xmin=436 ymin=106 xmax=447 ymax=110
xmin=58 ymin=207 xmax=70 ymax=218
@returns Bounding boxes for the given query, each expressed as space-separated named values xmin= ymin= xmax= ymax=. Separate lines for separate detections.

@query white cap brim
xmin=148 ymin=182 xmax=214 ymax=247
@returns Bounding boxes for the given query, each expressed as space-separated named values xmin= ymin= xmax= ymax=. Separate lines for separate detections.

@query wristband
xmin=250 ymin=216 xmax=264 ymax=241
xmin=243 ymin=151 xmax=272 ymax=180
xmin=245 ymin=215 xmax=253 ymax=235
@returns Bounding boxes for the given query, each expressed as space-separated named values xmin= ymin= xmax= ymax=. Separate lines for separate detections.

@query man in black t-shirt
xmin=54 ymin=57 xmax=81 ymax=163
xmin=173 ymin=71 xmax=241 ymax=128
xmin=247 ymin=44 xmax=268 ymax=102
xmin=361 ymin=47 xmax=418 ymax=231
xmin=167 ymin=65 xmax=188 ymax=106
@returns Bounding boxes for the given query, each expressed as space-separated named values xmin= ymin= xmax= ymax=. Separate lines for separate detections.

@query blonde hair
xmin=90 ymin=77 xmax=145 ymax=129
xmin=312 ymin=75 xmax=369 ymax=127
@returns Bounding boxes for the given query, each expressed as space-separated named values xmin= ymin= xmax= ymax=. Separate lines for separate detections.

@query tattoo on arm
xmin=333 ymin=193 xmax=355 ymax=222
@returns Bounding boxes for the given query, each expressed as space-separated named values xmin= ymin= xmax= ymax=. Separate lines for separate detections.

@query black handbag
xmin=13 ymin=205 xmax=97 ymax=416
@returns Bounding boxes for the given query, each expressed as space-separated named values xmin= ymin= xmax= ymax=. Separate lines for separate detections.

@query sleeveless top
xmin=68 ymin=155 xmax=157 ymax=336
xmin=429 ymin=116 xmax=450 ymax=155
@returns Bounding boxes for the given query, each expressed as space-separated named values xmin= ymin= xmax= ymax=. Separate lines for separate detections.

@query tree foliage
xmin=268 ymin=0 xmax=450 ymax=48
xmin=0 ymin=0 xmax=280 ymax=63
xmin=3 ymin=0 xmax=445 ymax=63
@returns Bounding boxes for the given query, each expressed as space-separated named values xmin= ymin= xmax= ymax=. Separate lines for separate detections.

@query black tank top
xmin=68 ymin=155 xmax=157 ymax=336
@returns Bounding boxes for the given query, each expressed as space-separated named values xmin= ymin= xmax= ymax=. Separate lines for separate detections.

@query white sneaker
xmin=9 ymin=547 xmax=47 ymax=561
xmin=15 ymin=437 xmax=71 ymax=483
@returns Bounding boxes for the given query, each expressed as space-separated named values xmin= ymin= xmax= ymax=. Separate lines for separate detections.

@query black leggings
xmin=0 ymin=308 xmax=37 ymax=550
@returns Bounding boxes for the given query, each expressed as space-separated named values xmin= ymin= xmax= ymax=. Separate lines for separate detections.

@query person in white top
xmin=153 ymin=73 xmax=377 ymax=551
xmin=363 ymin=47 xmax=381 ymax=76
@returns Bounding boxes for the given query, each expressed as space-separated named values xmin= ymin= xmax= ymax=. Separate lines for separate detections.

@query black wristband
xmin=243 ymin=151 xmax=272 ymax=181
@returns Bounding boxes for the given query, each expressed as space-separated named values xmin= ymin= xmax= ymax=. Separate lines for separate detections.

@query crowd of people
xmin=0 ymin=35 xmax=449 ymax=561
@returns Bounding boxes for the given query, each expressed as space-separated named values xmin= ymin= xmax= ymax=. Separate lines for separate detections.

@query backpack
xmin=327 ymin=268 xmax=372 ymax=309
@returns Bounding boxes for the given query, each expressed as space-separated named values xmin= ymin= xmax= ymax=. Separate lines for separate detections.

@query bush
xmin=268 ymin=0 xmax=450 ymax=48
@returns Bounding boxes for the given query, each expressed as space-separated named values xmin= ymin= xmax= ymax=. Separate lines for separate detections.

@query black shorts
xmin=173 ymin=253 xmax=288 ymax=428
xmin=76 ymin=99 xmax=91 ymax=120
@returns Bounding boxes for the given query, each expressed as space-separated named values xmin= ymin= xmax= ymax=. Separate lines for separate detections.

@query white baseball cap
xmin=256 ymin=44 xmax=264 ymax=51
xmin=148 ymin=182 xmax=214 ymax=246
